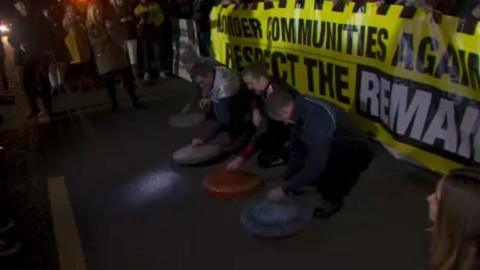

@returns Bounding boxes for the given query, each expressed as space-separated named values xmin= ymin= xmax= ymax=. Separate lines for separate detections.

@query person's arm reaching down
xmin=283 ymin=128 xmax=306 ymax=180
xmin=283 ymin=134 xmax=331 ymax=194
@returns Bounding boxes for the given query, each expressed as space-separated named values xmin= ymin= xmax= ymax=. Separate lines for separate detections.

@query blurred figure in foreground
xmin=427 ymin=168 xmax=480 ymax=270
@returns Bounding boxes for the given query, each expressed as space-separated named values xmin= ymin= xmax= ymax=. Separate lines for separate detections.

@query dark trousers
xmin=102 ymin=68 xmax=138 ymax=106
xmin=20 ymin=63 xmax=52 ymax=114
xmin=198 ymin=29 xmax=210 ymax=57
xmin=141 ymin=39 xmax=165 ymax=74
xmin=159 ymin=24 xmax=173 ymax=73
xmin=257 ymin=120 xmax=290 ymax=151
xmin=314 ymin=145 xmax=373 ymax=202
xmin=255 ymin=120 xmax=290 ymax=167
xmin=0 ymin=56 xmax=8 ymax=91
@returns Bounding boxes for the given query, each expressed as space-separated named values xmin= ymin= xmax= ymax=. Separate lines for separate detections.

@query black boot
xmin=313 ymin=198 xmax=344 ymax=219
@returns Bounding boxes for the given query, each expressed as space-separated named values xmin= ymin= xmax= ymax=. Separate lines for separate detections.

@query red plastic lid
xmin=203 ymin=168 xmax=263 ymax=199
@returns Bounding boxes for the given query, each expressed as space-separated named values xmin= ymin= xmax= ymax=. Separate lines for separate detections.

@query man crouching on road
xmin=190 ymin=63 xmax=255 ymax=153
xmin=265 ymin=90 xmax=374 ymax=219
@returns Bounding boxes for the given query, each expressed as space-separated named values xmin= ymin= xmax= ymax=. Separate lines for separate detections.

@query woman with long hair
xmin=63 ymin=5 xmax=92 ymax=65
xmin=86 ymin=3 xmax=144 ymax=111
xmin=427 ymin=167 xmax=480 ymax=270
xmin=63 ymin=4 xmax=96 ymax=92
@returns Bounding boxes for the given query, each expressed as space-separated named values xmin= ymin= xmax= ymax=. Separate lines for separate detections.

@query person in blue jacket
xmin=265 ymin=90 xmax=373 ymax=219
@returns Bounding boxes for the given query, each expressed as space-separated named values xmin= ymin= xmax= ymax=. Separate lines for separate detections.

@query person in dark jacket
xmin=192 ymin=0 xmax=215 ymax=56
xmin=226 ymin=62 xmax=294 ymax=171
xmin=9 ymin=0 xmax=53 ymax=119
xmin=134 ymin=0 xmax=169 ymax=81
xmin=265 ymin=90 xmax=373 ymax=219
xmin=0 ymin=40 xmax=8 ymax=92
xmin=190 ymin=63 xmax=254 ymax=152
xmin=109 ymin=0 xmax=141 ymax=84
xmin=87 ymin=2 xmax=144 ymax=111
xmin=168 ymin=0 xmax=194 ymax=19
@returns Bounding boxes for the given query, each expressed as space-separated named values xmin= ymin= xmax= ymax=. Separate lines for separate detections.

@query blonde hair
xmin=86 ymin=2 xmax=102 ymax=29
xmin=432 ymin=167 xmax=480 ymax=270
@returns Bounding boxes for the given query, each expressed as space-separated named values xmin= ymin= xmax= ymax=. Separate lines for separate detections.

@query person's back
xmin=297 ymin=96 xmax=368 ymax=148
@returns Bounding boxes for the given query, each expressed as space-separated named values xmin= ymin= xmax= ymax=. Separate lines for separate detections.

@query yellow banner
xmin=210 ymin=1 xmax=480 ymax=174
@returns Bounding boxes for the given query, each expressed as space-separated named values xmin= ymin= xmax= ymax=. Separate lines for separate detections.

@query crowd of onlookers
xmin=2 ymin=0 xmax=215 ymax=118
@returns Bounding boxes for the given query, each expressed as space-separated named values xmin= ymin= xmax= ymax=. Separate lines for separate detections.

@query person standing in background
xmin=9 ymin=0 xmax=53 ymax=119
xmin=134 ymin=0 xmax=169 ymax=81
xmin=192 ymin=0 xmax=215 ymax=56
xmin=63 ymin=4 xmax=96 ymax=91
xmin=109 ymin=0 xmax=142 ymax=85
xmin=86 ymin=2 xmax=144 ymax=111
xmin=168 ymin=0 xmax=194 ymax=18
xmin=42 ymin=6 xmax=71 ymax=96
xmin=163 ymin=0 xmax=193 ymax=74
xmin=0 ymin=38 xmax=8 ymax=92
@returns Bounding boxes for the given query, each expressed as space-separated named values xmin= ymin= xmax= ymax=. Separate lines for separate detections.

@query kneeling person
xmin=226 ymin=62 xmax=295 ymax=171
xmin=266 ymin=90 xmax=373 ymax=219
xmin=190 ymin=63 xmax=254 ymax=151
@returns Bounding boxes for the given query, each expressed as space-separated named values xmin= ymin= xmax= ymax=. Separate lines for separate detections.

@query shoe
xmin=0 ymin=219 xmax=14 ymax=234
xmin=133 ymin=101 xmax=146 ymax=109
xmin=313 ymin=198 xmax=343 ymax=219
xmin=181 ymin=103 xmax=192 ymax=113
xmin=158 ymin=71 xmax=169 ymax=80
xmin=0 ymin=238 xmax=21 ymax=257
xmin=143 ymin=73 xmax=150 ymax=81
xmin=26 ymin=109 xmax=40 ymax=119
xmin=38 ymin=110 xmax=50 ymax=118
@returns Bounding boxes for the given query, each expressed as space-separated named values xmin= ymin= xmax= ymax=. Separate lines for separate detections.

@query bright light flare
xmin=0 ymin=24 xmax=10 ymax=34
